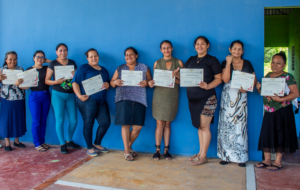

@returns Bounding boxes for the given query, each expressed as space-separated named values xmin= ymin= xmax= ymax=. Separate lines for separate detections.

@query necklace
xmin=197 ymin=56 xmax=204 ymax=63
xmin=232 ymin=64 xmax=240 ymax=71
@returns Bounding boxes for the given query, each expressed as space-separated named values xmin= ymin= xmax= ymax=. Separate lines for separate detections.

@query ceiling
xmin=264 ymin=8 xmax=294 ymax=15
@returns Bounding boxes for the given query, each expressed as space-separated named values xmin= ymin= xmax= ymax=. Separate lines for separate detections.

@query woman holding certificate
xmin=24 ymin=51 xmax=52 ymax=152
xmin=175 ymin=36 xmax=222 ymax=166
xmin=72 ymin=48 xmax=110 ymax=157
xmin=256 ymin=52 xmax=299 ymax=171
xmin=0 ymin=51 xmax=27 ymax=151
xmin=148 ymin=40 xmax=183 ymax=160
xmin=111 ymin=47 xmax=152 ymax=161
xmin=217 ymin=40 xmax=256 ymax=167
xmin=45 ymin=43 xmax=80 ymax=154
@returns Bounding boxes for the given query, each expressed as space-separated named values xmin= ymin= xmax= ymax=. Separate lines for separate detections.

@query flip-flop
xmin=130 ymin=150 xmax=138 ymax=157
xmin=267 ymin=165 xmax=283 ymax=171
xmin=41 ymin=144 xmax=50 ymax=149
xmin=35 ymin=146 xmax=46 ymax=152
xmin=255 ymin=162 xmax=270 ymax=168
xmin=124 ymin=154 xmax=134 ymax=161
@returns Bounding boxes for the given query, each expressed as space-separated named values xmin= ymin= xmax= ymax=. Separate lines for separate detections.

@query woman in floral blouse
xmin=0 ymin=51 xmax=27 ymax=151
xmin=255 ymin=51 xmax=299 ymax=171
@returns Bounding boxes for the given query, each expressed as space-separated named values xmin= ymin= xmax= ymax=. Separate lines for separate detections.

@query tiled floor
xmin=255 ymin=139 xmax=300 ymax=190
xmin=0 ymin=141 xmax=89 ymax=190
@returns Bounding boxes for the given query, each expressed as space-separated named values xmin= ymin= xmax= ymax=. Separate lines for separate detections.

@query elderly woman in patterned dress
xmin=217 ymin=40 xmax=256 ymax=167
xmin=0 ymin=51 xmax=27 ymax=151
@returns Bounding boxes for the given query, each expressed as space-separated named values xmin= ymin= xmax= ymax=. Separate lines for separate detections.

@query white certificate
xmin=261 ymin=78 xmax=285 ymax=96
xmin=17 ymin=68 xmax=39 ymax=87
xmin=2 ymin=69 xmax=23 ymax=85
xmin=153 ymin=69 xmax=175 ymax=88
xmin=82 ymin=75 xmax=104 ymax=96
xmin=180 ymin=69 xmax=204 ymax=87
xmin=230 ymin=71 xmax=255 ymax=92
xmin=54 ymin=65 xmax=74 ymax=80
xmin=121 ymin=70 xmax=143 ymax=86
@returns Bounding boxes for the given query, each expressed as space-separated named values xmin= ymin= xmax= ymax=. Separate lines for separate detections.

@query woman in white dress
xmin=217 ymin=40 xmax=256 ymax=167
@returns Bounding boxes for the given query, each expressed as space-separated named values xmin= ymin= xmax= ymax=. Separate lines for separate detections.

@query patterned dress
xmin=217 ymin=60 xmax=254 ymax=163
xmin=258 ymin=72 xmax=299 ymax=153
xmin=217 ymin=82 xmax=248 ymax=163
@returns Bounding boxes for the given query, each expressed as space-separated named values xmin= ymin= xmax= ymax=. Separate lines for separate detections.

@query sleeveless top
xmin=152 ymin=57 xmax=181 ymax=121
xmin=115 ymin=63 xmax=148 ymax=107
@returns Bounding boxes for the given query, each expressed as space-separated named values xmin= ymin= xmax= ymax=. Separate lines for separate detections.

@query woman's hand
xmin=256 ymin=82 xmax=261 ymax=90
xmin=79 ymin=95 xmax=89 ymax=102
xmin=102 ymin=82 xmax=110 ymax=90
xmin=239 ymin=87 xmax=247 ymax=93
xmin=173 ymin=67 xmax=180 ymax=79
xmin=139 ymin=80 xmax=148 ymax=87
xmin=271 ymin=94 xmax=282 ymax=102
xmin=148 ymin=80 xmax=155 ymax=88
xmin=0 ymin=74 xmax=7 ymax=81
xmin=15 ymin=78 xmax=24 ymax=86
xmin=199 ymin=81 xmax=208 ymax=90
xmin=226 ymin=55 xmax=233 ymax=64
xmin=18 ymin=78 xmax=24 ymax=84
xmin=114 ymin=79 xmax=124 ymax=87
xmin=44 ymin=58 xmax=51 ymax=63
xmin=71 ymin=71 xmax=75 ymax=78
xmin=56 ymin=77 xmax=65 ymax=85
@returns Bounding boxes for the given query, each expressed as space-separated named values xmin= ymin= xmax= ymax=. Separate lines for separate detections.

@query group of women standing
xmin=0 ymin=36 xmax=298 ymax=171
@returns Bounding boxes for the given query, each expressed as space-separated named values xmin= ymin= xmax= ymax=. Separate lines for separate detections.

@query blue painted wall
xmin=0 ymin=0 xmax=299 ymax=161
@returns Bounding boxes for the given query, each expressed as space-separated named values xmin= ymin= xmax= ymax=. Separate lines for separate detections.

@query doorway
xmin=264 ymin=7 xmax=300 ymax=138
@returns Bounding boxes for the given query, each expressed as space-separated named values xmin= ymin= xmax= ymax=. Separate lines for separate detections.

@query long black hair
xmin=3 ymin=51 xmax=18 ymax=67
xmin=194 ymin=36 xmax=210 ymax=46
xmin=33 ymin=50 xmax=45 ymax=59
xmin=124 ymin=47 xmax=138 ymax=60
xmin=230 ymin=40 xmax=244 ymax=58
xmin=56 ymin=43 xmax=68 ymax=51
xmin=273 ymin=51 xmax=287 ymax=63
xmin=85 ymin=48 xmax=99 ymax=57
xmin=160 ymin=40 xmax=173 ymax=49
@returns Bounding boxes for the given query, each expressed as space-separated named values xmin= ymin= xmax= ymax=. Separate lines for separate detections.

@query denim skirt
xmin=115 ymin=100 xmax=146 ymax=126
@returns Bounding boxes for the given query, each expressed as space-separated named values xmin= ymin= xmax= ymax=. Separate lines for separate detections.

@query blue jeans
xmin=51 ymin=90 xmax=78 ymax=145
xmin=28 ymin=90 xmax=51 ymax=147
xmin=76 ymin=98 xmax=111 ymax=149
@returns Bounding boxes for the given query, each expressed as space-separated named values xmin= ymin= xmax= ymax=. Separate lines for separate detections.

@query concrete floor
xmin=1 ymin=139 xmax=300 ymax=190
xmin=56 ymin=150 xmax=246 ymax=190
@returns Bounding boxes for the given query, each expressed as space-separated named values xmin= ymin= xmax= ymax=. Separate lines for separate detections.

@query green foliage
xmin=264 ymin=47 xmax=288 ymax=75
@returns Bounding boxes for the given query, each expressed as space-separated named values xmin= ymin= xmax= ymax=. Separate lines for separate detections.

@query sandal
xmin=189 ymin=154 xmax=199 ymax=161
xmin=190 ymin=156 xmax=208 ymax=166
xmin=153 ymin=145 xmax=160 ymax=160
xmin=41 ymin=144 xmax=50 ymax=149
xmin=255 ymin=162 xmax=271 ymax=168
xmin=130 ymin=150 xmax=138 ymax=157
xmin=164 ymin=146 xmax=172 ymax=160
xmin=124 ymin=153 xmax=134 ymax=161
xmin=267 ymin=164 xmax=283 ymax=171
xmin=35 ymin=145 xmax=46 ymax=152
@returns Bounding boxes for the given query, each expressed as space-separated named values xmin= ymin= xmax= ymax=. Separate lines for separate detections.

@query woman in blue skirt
xmin=0 ymin=51 xmax=27 ymax=151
